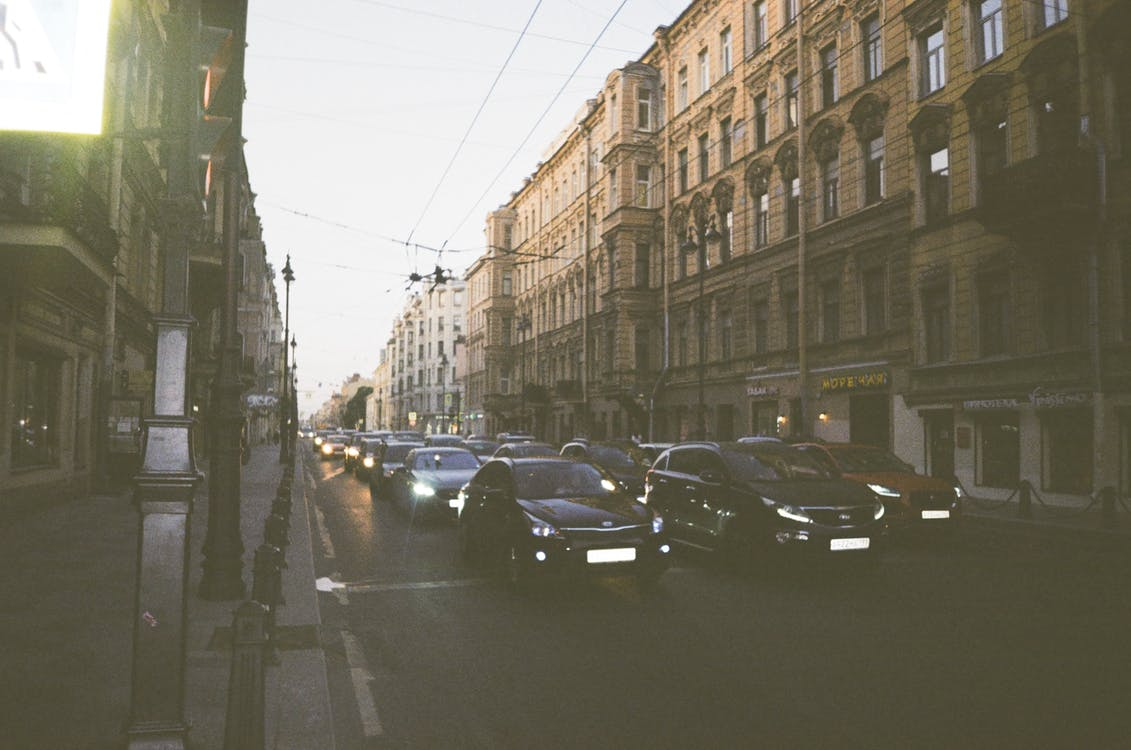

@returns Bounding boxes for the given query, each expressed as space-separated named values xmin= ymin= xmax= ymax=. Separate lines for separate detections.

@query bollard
xmin=265 ymin=512 xmax=289 ymax=549
xmin=1101 ymin=486 xmax=1117 ymax=527
xmin=1018 ymin=480 xmax=1032 ymax=519
xmin=272 ymin=496 xmax=292 ymax=522
xmin=251 ymin=543 xmax=284 ymax=664
xmin=223 ymin=601 xmax=267 ymax=750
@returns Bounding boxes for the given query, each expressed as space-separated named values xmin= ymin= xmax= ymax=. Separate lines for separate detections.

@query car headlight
xmin=347 ymin=447 xmax=359 ymax=457
xmin=761 ymin=497 xmax=811 ymax=524
xmin=953 ymin=484 xmax=964 ymax=499
xmin=524 ymin=511 xmax=562 ymax=539
xmin=321 ymin=444 xmax=332 ymax=455
xmin=651 ymin=511 xmax=664 ymax=534
xmin=866 ymin=483 xmax=902 ymax=498
xmin=314 ymin=437 xmax=323 ymax=446
xmin=413 ymin=482 xmax=436 ymax=497
xmin=362 ymin=456 xmax=375 ymax=468
xmin=873 ymin=501 xmax=886 ymax=520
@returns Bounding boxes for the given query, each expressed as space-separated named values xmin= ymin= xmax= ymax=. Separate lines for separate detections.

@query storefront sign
xmin=1029 ymin=388 xmax=1090 ymax=409
xmin=746 ymin=385 xmax=778 ymax=398
xmin=820 ymin=370 xmax=889 ymax=392
xmin=963 ymin=398 xmax=1021 ymax=410
xmin=0 ymin=0 xmax=113 ymax=134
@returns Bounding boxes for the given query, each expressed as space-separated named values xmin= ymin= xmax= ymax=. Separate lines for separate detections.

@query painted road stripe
xmin=341 ymin=630 xmax=383 ymax=738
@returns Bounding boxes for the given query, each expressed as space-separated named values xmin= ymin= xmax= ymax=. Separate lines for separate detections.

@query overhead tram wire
xmin=405 ymin=0 xmax=546 ymax=250
xmin=443 ymin=0 xmax=632 ymax=248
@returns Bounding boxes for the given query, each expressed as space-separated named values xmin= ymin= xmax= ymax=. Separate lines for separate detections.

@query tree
xmin=341 ymin=386 xmax=373 ymax=429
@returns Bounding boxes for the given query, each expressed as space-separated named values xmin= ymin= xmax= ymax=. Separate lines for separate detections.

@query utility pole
xmin=125 ymin=4 xmax=202 ymax=747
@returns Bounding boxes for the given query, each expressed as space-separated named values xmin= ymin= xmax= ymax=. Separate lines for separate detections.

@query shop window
xmin=1042 ymin=409 xmax=1093 ymax=494
xmin=10 ymin=349 xmax=61 ymax=469
xmin=750 ymin=401 xmax=777 ymax=436
xmin=977 ymin=411 xmax=1020 ymax=488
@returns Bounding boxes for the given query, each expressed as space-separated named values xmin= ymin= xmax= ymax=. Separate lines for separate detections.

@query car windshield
xmin=382 ymin=444 xmax=416 ymax=462
xmin=588 ymin=444 xmax=638 ymax=469
xmin=513 ymin=443 xmax=556 ymax=457
xmin=827 ymin=446 xmax=912 ymax=473
xmin=723 ymin=445 xmax=834 ymax=481
xmin=363 ymin=439 xmax=384 ymax=451
xmin=514 ymin=461 xmax=618 ymax=500
xmin=414 ymin=451 xmax=479 ymax=470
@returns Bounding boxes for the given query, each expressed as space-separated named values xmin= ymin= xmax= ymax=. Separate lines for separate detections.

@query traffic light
xmin=193 ymin=24 xmax=234 ymax=199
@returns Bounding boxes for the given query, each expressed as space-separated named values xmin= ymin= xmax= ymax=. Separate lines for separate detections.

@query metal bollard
xmin=251 ymin=543 xmax=284 ymax=664
xmin=1101 ymin=486 xmax=1117 ymax=527
xmin=223 ymin=601 xmax=267 ymax=750
xmin=265 ymin=512 xmax=289 ymax=549
xmin=1018 ymin=480 xmax=1032 ymax=519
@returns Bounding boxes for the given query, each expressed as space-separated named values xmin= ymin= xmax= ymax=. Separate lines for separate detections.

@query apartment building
xmin=465 ymin=0 xmax=1130 ymax=501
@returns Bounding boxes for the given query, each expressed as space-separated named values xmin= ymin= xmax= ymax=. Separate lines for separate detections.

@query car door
xmin=464 ymin=462 xmax=511 ymax=552
xmin=679 ymin=451 xmax=732 ymax=546
xmin=656 ymin=447 xmax=708 ymax=542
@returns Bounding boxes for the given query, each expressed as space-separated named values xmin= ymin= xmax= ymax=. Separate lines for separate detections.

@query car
xmin=318 ymin=433 xmax=350 ymax=461
xmin=455 ymin=456 xmax=671 ymax=591
xmin=793 ymin=442 xmax=962 ymax=531
xmin=312 ymin=429 xmax=333 ymax=454
xmin=368 ymin=440 xmax=424 ymax=500
xmin=636 ymin=442 xmax=674 ymax=463
xmin=495 ymin=432 xmax=536 ymax=444
xmin=644 ymin=441 xmax=886 ymax=564
xmin=460 ymin=438 xmax=501 ymax=459
xmin=388 ymin=447 xmax=482 ymax=520
xmin=737 ymin=435 xmax=785 ymax=444
xmin=392 ymin=430 xmax=425 ymax=442
xmin=344 ymin=432 xmax=384 ymax=471
xmin=355 ymin=438 xmax=389 ymax=481
xmin=492 ymin=441 xmax=558 ymax=459
xmin=424 ymin=433 xmax=465 ymax=447
xmin=560 ymin=440 xmax=650 ymax=498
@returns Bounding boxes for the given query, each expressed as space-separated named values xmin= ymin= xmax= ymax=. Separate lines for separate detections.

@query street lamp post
xmin=439 ymin=353 xmax=448 ymax=434
xmin=681 ymin=220 xmax=719 ymax=441
xmin=279 ymin=255 xmax=294 ymax=464
xmin=290 ymin=334 xmax=297 ymax=452
xmin=516 ymin=314 xmax=531 ymax=433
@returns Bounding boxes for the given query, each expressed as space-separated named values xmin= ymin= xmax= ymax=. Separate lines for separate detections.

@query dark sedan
xmin=644 ymin=441 xmax=886 ymax=564
xmin=368 ymin=441 xmax=424 ymax=501
xmin=560 ymin=440 xmax=649 ymax=499
xmin=318 ymin=433 xmax=350 ymax=461
xmin=492 ymin=441 xmax=558 ymax=459
xmin=389 ymin=447 xmax=482 ymax=520
xmin=456 ymin=457 xmax=671 ymax=592
xmin=460 ymin=438 xmax=501 ymax=459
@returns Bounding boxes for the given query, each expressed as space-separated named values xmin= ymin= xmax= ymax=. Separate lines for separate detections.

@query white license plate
xmin=830 ymin=537 xmax=870 ymax=551
xmin=921 ymin=510 xmax=950 ymax=520
xmin=587 ymin=547 xmax=636 ymax=564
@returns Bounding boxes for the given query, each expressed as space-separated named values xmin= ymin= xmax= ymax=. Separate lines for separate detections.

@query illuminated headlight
xmin=321 ymin=444 xmax=333 ymax=455
xmin=651 ymin=512 xmax=664 ymax=534
xmin=524 ymin=511 xmax=562 ymax=539
xmin=362 ymin=456 xmax=375 ymax=468
xmin=874 ymin=501 xmax=886 ymax=520
xmin=412 ymin=482 xmax=436 ymax=497
xmin=347 ymin=447 xmax=359 ymax=458
xmin=953 ymin=484 xmax=964 ymax=499
xmin=454 ymin=489 xmax=467 ymax=515
xmin=867 ymin=483 xmax=902 ymax=498
xmin=314 ymin=437 xmax=323 ymax=446
xmin=762 ymin=497 xmax=811 ymax=524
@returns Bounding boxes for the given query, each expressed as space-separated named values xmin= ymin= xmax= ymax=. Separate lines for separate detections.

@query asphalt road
xmin=304 ymin=450 xmax=1131 ymax=750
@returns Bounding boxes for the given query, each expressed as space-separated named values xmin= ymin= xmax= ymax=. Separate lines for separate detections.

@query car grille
xmin=560 ymin=525 xmax=651 ymax=545
xmin=909 ymin=490 xmax=954 ymax=509
xmin=806 ymin=506 xmax=875 ymax=527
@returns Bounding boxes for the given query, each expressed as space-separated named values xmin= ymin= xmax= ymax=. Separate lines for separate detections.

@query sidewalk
xmin=0 ymin=444 xmax=333 ymax=749
xmin=960 ymin=489 xmax=1130 ymax=539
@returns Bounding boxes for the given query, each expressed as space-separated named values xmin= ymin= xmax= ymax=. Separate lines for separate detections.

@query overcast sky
xmin=242 ymin=0 xmax=684 ymax=419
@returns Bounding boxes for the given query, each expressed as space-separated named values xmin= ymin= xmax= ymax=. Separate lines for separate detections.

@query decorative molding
xmin=774 ymin=140 xmax=799 ymax=180
xmin=712 ymin=86 xmax=737 ymax=118
xmin=810 ymin=117 xmax=845 ymax=162
xmin=744 ymin=158 xmax=773 ymax=194
xmin=909 ymin=104 xmax=951 ymax=152
xmin=849 ymin=92 xmax=890 ymax=141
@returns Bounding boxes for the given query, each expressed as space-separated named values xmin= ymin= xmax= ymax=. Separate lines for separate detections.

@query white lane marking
xmin=346 ymin=578 xmax=488 ymax=594
xmin=314 ymin=505 xmax=336 ymax=561
xmin=341 ymin=630 xmax=383 ymax=738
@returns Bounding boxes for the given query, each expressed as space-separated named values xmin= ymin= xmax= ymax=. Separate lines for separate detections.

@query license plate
xmin=830 ymin=537 xmax=870 ymax=551
xmin=921 ymin=510 xmax=950 ymax=519
xmin=587 ymin=547 xmax=636 ymax=564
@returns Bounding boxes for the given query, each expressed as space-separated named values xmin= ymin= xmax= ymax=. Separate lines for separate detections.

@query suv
xmin=560 ymin=440 xmax=650 ymax=498
xmin=644 ymin=441 xmax=885 ymax=562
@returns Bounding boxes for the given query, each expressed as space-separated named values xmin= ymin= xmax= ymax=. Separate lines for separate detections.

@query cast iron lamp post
xmin=680 ymin=219 xmax=720 ymax=440
xmin=438 ymin=353 xmax=448 ymax=434
xmin=279 ymin=255 xmax=294 ymax=463
xmin=290 ymin=334 xmax=297 ymax=452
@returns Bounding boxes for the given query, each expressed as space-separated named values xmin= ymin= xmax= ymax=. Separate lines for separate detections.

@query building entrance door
xmin=924 ymin=410 xmax=955 ymax=479
xmin=849 ymin=394 xmax=889 ymax=447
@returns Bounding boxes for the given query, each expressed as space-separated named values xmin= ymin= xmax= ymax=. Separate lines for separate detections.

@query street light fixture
xmin=279 ymin=255 xmax=294 ymax=464
xmin=681 ymin=218 xmax=720 ymax=440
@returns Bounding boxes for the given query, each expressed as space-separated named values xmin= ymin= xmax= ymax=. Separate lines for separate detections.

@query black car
xmin=492 ymin=441 xmax=558 ymax=459
xmin=456 ymin=457 xmax=671 ymax=592
xmin=344 ymin=432 xmax=384 ymax=471
xmin=644 ymin=441 xmax=885 ymax=563
xmin=318 ymin=433 xmax=350 ymax=461
xmin=368 ymin=441 xmax=424 ymax=500
xmin=560 ymin=440 xmax=650 ymax=498
xmin=355 ymin=438 xmax=388 ymax=481
xmin=424 ymin=434 xmax=465 ymax=447
xmin=460 ymin=438 xmax=501 ymax=459
xmin=389 ymin=447 xmax=482 ymax=520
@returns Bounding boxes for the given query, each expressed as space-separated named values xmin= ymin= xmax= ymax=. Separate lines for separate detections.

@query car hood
xmin=840 ymin=471 xmax=954 ymax=492
xmin=518 ymin=494 xmax=650 ymax=529
xmin=413 ymin=468 xmax=479 ymax=491
xmin=745 ymin=478 xmax=878 ymax=508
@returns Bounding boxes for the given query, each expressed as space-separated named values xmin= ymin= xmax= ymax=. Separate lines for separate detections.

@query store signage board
xmin=0 ymin=0 xmax=112 ymax=134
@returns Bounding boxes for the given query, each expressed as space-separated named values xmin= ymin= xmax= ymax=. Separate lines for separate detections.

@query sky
xmin=242 ymin=0 xmax=687 ymax=419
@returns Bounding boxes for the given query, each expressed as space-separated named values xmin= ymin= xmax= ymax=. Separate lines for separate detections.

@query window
xmin=635 ymin=243 xmax=650 ymax=288
xmin=678 ymin=148 xmax=689 ymax=193
xmin=978 ymin=270 xmax=1010 ymax=357
xmin=923 ymin=283 xmax=951 ymax=363
xmin=610 ymin=166 xmax=618 ymax=206
xmin=754 ymin=189 xmax=769 ymax=247
xmin=677 ymin=318 xmax=689 ymax=367
xmin=821 ymin=45 xmax=838 ymax=108
xmin=501 ymin=270 xmax=513 ymax=296
xmin=719 ymin=309 xmax=733 ymax=360
xmin=1037 ymin=0 xmax=1068 ymax=31
xmin=1043 ymin=409 xmax=1093 ymax=494
xmin=678 ymin=66 xmax=688 ymax=110
xmin=863 ymin=267 xmax=886 ymax=335
xmin=10 ymin=349 xmax=61 ymax=468
xmin=864 ymin=135 xmax=885 ymax=205
xmin=750 ymin=297 xmax=769 ymax=354
xmin=754 ymin=94 xmax=768 ymax=148
xmin=977 ymin=412 xmax=1020 ymax=488
xmin=721 ymin=27 xmax=733 ymax=75
xmin=974 ymin=0 xmax=1004 ymax=64
xmin=720 ymin=118 xmax=732 ymax=167
xmin=635 ymin=326 xmax=651 ymax=372
xmin=821 ymin=154 xmax=839 ymax=222
xmin=922 ymin=147 xmax=950 ymax=222
xmin=784 ymin=0 xmax=798 ymax=25
xmin=721 ymin=210 xmax=733 ymax=262
xmin=698 ymin=133 xmax=710 ymax=181
xmin=785 ymin=71 xmax=799 ymax=128
xmin=821 ymin=280 xmax=840 ymax=343
xmin=634 ymin=164 xmax=651 ymax=208
xmin=784 ymin=290 xmax=799 ymax=349
xmin=753 ymin=1 xmax=768 ymax=50
xmin=921 ymin=24 xmax=946 ymax=95
xmin=609 ymin=93 xmax=617 ymax=135
xmin=785 ymin=176 xmax=800 ymax=235
xmin=975 ymin=115 xmax=1007 ymax=200
xmin=637 ymin=86 xmax=652 ymax=130
xmin=863 ymin=14 xmax=882 ymax=82
xmin=1043 ymin=264 xmax=1086 ymax=350
xmin=698 ymin=48 xmax=710 ymax=95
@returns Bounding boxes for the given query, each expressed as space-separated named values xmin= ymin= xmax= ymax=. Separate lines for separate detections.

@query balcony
xmin=980 ymin=148 xmax=1099 ymax=244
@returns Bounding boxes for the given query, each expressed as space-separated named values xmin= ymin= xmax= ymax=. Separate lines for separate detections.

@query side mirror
xmin=699 ymin=469 xmax=724 ymax=485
